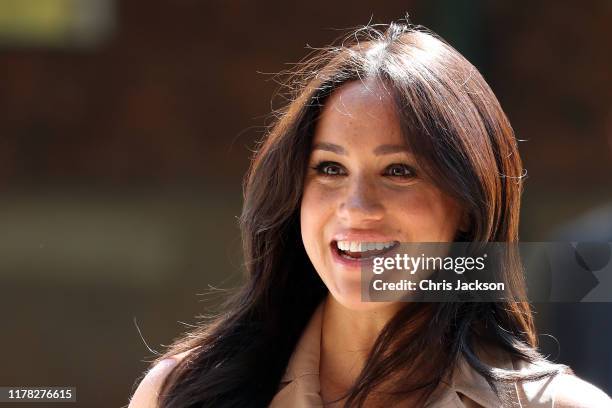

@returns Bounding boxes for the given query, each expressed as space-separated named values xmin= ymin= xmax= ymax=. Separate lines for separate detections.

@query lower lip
xmin=330 ymin=242 xmax=397 ymax=269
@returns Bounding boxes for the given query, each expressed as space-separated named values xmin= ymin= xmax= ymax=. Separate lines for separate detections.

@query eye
xmin=384 ymin=163 xmax=416 ymax=179
xmin=312 ymin=161 xmax=347 ymax=176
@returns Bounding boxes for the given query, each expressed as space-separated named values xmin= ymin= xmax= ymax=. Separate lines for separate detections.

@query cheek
xmin=389 ymin=187 xmax=462 ymax=241
xmin=300 ymin=181 xmax=336 ymax=255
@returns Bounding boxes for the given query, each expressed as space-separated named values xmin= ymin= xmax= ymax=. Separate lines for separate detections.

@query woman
xmin=129 ymin=22 xmax=612 ymax=407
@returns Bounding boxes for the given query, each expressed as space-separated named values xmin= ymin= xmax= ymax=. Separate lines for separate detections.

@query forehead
xmin=313 ymin=79 xmax=404 ymax=146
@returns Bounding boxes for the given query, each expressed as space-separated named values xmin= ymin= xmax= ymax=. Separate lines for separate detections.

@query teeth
xmin=336 ymin=241 xmax=396 ymax=252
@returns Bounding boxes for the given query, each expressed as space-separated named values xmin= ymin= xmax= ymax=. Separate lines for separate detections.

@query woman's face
xmin=300 ymin=79 xmax=465 ymax=311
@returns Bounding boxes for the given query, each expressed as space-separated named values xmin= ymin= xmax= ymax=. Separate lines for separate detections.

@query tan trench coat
xmin=269 ymin=302 xmax=570 ymax=408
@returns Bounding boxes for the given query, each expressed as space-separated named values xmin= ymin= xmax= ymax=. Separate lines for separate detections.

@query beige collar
xmin=274 ymin=301 xmax=524 ymax=408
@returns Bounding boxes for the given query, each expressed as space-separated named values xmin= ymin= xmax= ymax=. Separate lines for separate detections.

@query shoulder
xmin=512 ymin=357 xmax=611 ymax=408
xmin=461 ymin=344 xmax=612 ymax=408
xmin=552 ymin=374 xmax=612 ymax=408
xmin=128 ymin=350 xmax=193 ymax=408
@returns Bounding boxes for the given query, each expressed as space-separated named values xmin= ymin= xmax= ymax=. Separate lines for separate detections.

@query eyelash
xmin=311 ymin=161 xmax=417 ymax=179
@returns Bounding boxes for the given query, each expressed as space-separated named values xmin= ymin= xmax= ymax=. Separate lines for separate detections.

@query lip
xmin=330 ymin=241 xmax=399 ymax=268
xmin=331 ymin=231 xmax=397 ymax=243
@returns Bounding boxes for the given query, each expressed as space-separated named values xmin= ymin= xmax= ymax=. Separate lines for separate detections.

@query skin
xmin=126 ymin=77 xmax=611 ymax=408
xmin=300 ymin=78 xmax=465 ymax=405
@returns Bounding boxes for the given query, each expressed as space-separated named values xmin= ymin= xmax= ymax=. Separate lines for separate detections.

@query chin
xmin=328 ymin=284 xmax=397 ymax=312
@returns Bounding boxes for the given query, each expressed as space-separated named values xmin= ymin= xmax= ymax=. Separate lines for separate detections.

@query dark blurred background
xmin=0 ymin=1 xmax=610 ymax=407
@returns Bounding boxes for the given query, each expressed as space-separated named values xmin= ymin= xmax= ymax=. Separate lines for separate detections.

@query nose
xmin=337 ymin=174 xmax=385 ymax=223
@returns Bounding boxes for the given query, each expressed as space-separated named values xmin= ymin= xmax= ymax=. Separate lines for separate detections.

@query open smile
xmin=330 ymin=240 xmax=399 ymax=266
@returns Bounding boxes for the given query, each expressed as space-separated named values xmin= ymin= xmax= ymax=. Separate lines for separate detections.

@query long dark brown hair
xmin=152 ymin=21 xmax=566 ymax=407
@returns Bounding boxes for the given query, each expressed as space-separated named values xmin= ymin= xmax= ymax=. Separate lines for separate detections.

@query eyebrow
xmin=312 ymin=142 xmax=411 ymax=156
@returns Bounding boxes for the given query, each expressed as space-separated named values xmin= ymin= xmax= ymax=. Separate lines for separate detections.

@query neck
xmin=318 ymin=295 xmax=403 ymax=402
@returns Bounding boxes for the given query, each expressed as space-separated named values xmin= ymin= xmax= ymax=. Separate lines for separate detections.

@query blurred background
xmin=0 ymin=1 xmax=610 ymax=406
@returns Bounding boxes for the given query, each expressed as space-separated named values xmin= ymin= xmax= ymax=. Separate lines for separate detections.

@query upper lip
xmin=331 ymin=230 xmax=398 ymax=243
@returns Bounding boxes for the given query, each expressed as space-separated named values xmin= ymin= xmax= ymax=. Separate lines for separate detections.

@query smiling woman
xmin=301 ymin=78 xmax=465 ymax=313
xmin=129 ymin=21 xmax=612 ymax=408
